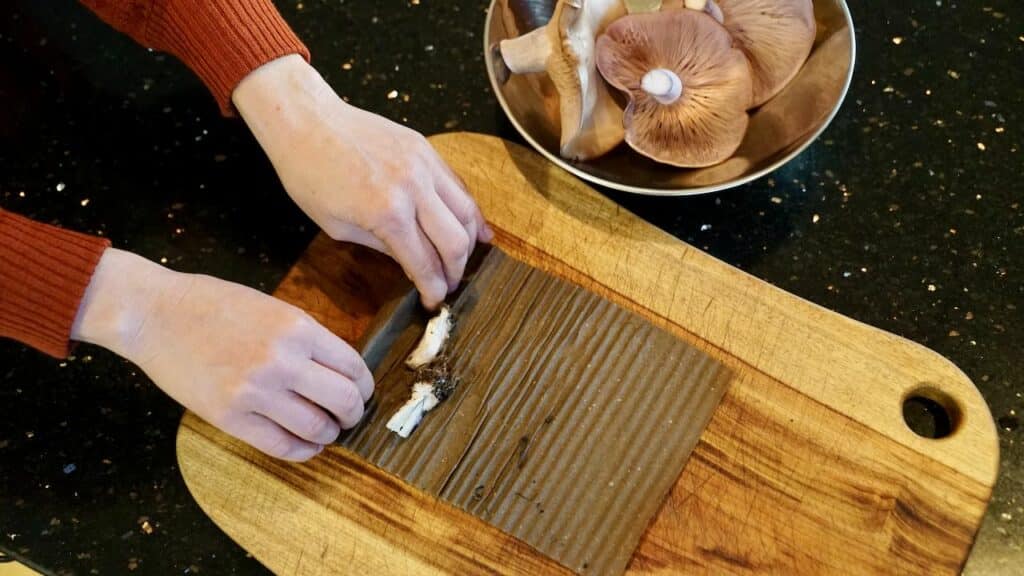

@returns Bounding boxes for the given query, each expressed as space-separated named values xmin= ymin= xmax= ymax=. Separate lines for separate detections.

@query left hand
xmin=232 ymin=55 xmax=492 ymax=309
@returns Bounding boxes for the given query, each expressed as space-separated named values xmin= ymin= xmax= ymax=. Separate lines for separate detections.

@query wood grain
xmin=177 ymin=133 xmax=999 ymax=575
xmin=339 ymin=248 xmax=732 ymax=575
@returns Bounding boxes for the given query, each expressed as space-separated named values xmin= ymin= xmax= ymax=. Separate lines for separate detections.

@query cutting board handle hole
xmin=902 ymin=386 xmax=962 ymax=439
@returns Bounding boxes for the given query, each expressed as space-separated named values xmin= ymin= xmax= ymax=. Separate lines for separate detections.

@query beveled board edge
xmin=426 ymin=132 xmax=998 ymax=489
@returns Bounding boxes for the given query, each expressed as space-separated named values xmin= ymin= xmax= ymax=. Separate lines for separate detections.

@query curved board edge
xmin=176 ymin=411 xmax=572 ymax=576
xmin=426 ymin=131 xmax=999 ymax=490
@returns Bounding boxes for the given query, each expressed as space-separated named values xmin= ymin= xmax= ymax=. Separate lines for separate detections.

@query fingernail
xmin=482 ymin=223 xmax=495 ymax=243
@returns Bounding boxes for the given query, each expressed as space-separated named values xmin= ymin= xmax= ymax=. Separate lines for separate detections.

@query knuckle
xmin=273 ymin=365 xmax=302 ymax=391
xmin=371 ymin=203 xmax=409 ymax=238
xmin=231 ymin=380 xmax=262 ymax=409
xmin=265 ymin=434 xmax=295 ymax=460
xmin=343 ymin=403 xmax=365 ymax=429
xmin=304 ymin=409 xmax=335 ymax=441
xmin=353 ymin=357 xmax=373 ymax=383
xmin=444 ymin=236 xmax=470 ymax=263
xmin=414 ymin=259 xmax=440 ymax=283
xmin=286 ymin=309 xmax=315 ymax=333
xmin=337 ymin=382 xmax=361 ymax=413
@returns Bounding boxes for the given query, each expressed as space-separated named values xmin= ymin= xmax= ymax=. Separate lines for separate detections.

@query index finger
xmin=310 ymin=322 xmax=374 ymax=401
xmin=430 ymin=148 xmax=493 ymax=243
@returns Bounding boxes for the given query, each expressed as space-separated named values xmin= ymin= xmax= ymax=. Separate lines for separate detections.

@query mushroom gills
xmin=386 ymin=383 xmax=441 ymax=438
xmin=595 ymin=9 xmax=752 ymax=167
xmin=687 ymin=0 xmax=816 ymax=107
xmin=405 ymin=305 xmax=453 ymax=369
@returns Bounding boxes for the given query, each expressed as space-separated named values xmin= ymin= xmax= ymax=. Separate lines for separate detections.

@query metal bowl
xmin=484 ymin=0 xmax=856 ymax=196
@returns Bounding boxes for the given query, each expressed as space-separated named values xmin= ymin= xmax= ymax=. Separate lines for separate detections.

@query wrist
xmin=232 ymin=54 xmax=334 ymax=147
xmin=70 ymin=248 xmax=178 ymax=358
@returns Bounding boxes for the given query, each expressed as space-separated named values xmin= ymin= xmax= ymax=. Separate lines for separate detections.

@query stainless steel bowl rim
xmin=483 ymin=0 xmax=857 ymax=197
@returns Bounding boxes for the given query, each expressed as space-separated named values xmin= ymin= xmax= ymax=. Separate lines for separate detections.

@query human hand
xmin=233 ymin=55 xmax=492 ymax=309
xmin=71 ymin=249 xmax=372 ymax=461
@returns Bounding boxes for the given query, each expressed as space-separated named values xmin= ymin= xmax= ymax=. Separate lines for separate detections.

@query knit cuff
xmin=147 ymin=0 xmax=311 ymax=116
xmin=0 ymin=210 xmax=111 ymax=358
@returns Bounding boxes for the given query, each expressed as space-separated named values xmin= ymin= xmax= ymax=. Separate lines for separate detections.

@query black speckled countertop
xmin=0 ymin=1 xmax=1020 ymax=574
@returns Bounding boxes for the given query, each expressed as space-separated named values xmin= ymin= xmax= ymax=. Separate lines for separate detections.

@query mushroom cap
xmin=546 ymin=0 xmax=627 ymax=160
xmin=712 ymin=0 xmax=816 ymax=107
xmin=596 ymin=10 xmax=752 ymax=167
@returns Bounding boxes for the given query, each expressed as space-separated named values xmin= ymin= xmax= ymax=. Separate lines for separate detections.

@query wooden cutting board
xmin=177 ymin=132 xmax=999 ymax=575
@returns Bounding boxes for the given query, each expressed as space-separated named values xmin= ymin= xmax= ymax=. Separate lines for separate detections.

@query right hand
xmin=71 ymin=248 xmax=372 ymax=461
xmin=232 ymin=55 xmax=493 ymax=309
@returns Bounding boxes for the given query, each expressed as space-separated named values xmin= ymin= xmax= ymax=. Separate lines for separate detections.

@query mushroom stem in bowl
xmin=495 ymin=0 xmax=627 ymax=160
xmin=498 ymin=26 xmax=553 ymax=74
xmin=640 ymin=68 xmax=683 ymax=104
xmin=405 ymin=305 xmax=453 ymax=369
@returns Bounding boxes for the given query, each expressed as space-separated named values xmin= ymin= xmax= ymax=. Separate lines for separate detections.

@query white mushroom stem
xmin=641 ymin=69 xmax=684 ymax=105
xmin=498 ymin=26 xmax=553 ymax=74
xmin=405 ymin=305 xmax=452 ymax=369
xmin=386 ymin=383 xmax=440 ymax=438
xmin=684 ymin=0 xmax=723 ymax=22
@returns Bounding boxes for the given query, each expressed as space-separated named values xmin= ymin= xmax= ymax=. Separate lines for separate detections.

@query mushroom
xmin=386 ymin=382 xmax=441 ymax=438
xmin=495 ymin=0 xmax=627 ymax=160
xmin=386 ymin=367 xmax=459 ymax=438
xmin=405 ymin=305 xmax=453 ymax=369
xmin=595 ymin=10 xmax=752 ymax=167
xmin=680 ymin=0 xmax=816 ymax=108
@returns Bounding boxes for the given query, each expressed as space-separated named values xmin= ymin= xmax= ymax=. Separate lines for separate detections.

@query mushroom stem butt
xmin=641 ymin=69 xmax=684 ymax=105
xmin=498 ymin=26 xmax=553 ymax=74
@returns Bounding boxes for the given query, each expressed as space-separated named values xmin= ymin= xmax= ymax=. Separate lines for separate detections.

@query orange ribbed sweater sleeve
xmin=0 ymin=2 xmax=309 ymax=357
xmin=0 ymin=210 xmax=111 ymax=358
xmin=80 ymin=0 xmax=310 ymax=114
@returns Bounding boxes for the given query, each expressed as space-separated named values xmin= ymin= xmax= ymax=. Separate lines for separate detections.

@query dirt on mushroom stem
xmin=414 ymin=360 xmax=460 ymax=402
